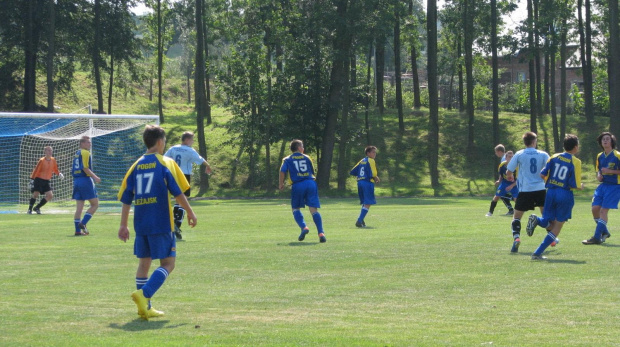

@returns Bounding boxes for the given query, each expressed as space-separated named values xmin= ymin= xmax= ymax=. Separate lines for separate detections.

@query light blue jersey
xmin=164 ymin=144 xmax=205 ymax=175
xmin=507 ymin=147 xmax=549 ymax=192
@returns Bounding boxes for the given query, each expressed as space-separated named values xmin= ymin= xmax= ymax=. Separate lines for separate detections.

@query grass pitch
xmin=1 ymin=197 xmax=618 ymax=346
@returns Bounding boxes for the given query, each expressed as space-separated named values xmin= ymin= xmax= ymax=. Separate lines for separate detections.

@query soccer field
xmin=1 ymin=197 xmax=618 ymax=346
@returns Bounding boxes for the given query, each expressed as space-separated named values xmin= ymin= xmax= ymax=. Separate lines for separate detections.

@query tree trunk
xmin=202 ymin=5 xmax=212 ymax=125
xmin=23 ymin=0 xmax=39 ymax=112
xmin=394 ymin=7 xmax=404 ymax=132
xmin=186 ymin=63 xmax=191 ymax=104
xmin=560 ymin=17 xmax=568 ymax=141
xmin=317 ymin=0 xmax=351 ymax=190
xmin=264 ymin=43 xmax=273 ymax=190
xmin=195 ymin=0 xmax=209 ymax=194
xmin=93 ymin=0 xmax=104 ymax=113
xmin=534 ymin=0 xmax=542 ymax=118
xmin=527 ymin=0 xmax=537 ymax=132
xmin=365 ymin=43 xmax=372 ymax=144
xmin=458 ymin=40 xmax=464 ymax=112
xmin=108 ymin=54 xmax=114 ymax=114
xmin=577 ymin=0 xmax=594 ymax=124
xmin=157 ymin=0 xmax=164 ymax=123
xmin=337 ymin=53 xmax=352 ymax=191
xmin=408 ymin=1 xmax=421 ymax=109
xmin=375 ymin=34 xmax=385 ymax=114
xmin=464 ymin=0 xmax=475 ymax=153
xmin=550 ymin=36 xmax=560 ymax=152
xmin=46 ymin=0 xmax=55 ymax=113
xmin=609 ymin=0 xmax=620 ymax=134
xmin=427 ymin=0 xmax=440 ymax=193
xmin=491 ymin=0 xmax=499 ymax=157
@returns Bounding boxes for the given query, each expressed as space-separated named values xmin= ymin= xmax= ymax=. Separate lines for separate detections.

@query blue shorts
xmin=357 ymin=180 xmax=376 ymax=205
xmin=134 ymin=232 xmax=177 ymax=259
xmin=496 ymin=181 xmax=519 ymax=199
xmin=72 ymin=177 xmax=98 ymax=200
xmin=592 ymin=184 xmax=620 ymax=209
xmin=543 ymin=188 xmax=574 ymax=222
xmin=290 ymin=179 xmax=320 ymax=209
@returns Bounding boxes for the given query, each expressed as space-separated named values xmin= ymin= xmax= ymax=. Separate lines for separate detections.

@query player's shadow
xmin=109 ymin=319 xmax=188 ymax=331
xmin=284 ymin=242 xmax=321 ymax=246
xmin=601 ymin=243 xmax=620 ymax=247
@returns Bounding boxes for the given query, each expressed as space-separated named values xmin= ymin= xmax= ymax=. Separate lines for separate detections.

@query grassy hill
xmin=32 ymin=72 xmax=609 ymax=198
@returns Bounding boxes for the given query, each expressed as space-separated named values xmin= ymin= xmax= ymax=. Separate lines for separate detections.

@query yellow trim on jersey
xmin=573 ymin=156 xmax=582 ymax=190
xmin=156 ymin=154 xmax=190 ymax=194
xmin=80 ymin=149 xmax=90 ymax=171
xmin=117 ymin=160 xmax=140 ymax=201
xmin=368 ymin=157 xmax=378 ymax=180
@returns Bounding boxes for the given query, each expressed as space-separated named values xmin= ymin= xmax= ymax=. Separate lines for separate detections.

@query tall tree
xmin=23 ymin=0 xmax=45 ymax=111
xmin=427 ymin=0 xmax=440 ymax=193
xmin=46 ymin=0 xmax=55 ymax=112
xmin=93 ymin=0 xmax=105 ymax=113
xmin=157 ymin=0 xmax=164 ymax=122
xmin=394 ymin=1 xmax=404 ymax=132
xmin=491 ymin=0 xmax=499 ymax=153
xmin=527 ymin=0 xmax=538 ymax=132
xmin=463 ymin=0 xmax=475 ymax=152
xmin=195 ymin=0 xmax=209 ymax=193
xmin=407 ymin=0 xmax=422 ymax=109
xmin=577 ymin=0 xmax=594 ymax=124
xmin=610 ymin=0 xmax=620 ymax=134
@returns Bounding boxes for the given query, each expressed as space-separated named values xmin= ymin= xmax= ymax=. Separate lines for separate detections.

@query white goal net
xmin=0 ymin=113 xmax=158 ymax=212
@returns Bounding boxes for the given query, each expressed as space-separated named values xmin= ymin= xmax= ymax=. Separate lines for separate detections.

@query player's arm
xmin=174 ymin=193 xmax=197 ymax=227
xmin=369 ymin=158 xmax=380 ymax=183
xmin=279 ymin=171 xmax=286 ymax=190
xmin=83 ymin=167 xmax=101 ymax=183
xmin=31 ymin=160 xmax=42 ymax=179
xmin=203 ymin=160 xmax=212 ymax=174
xmin=118 ymin=203 xmax=131 ymax=242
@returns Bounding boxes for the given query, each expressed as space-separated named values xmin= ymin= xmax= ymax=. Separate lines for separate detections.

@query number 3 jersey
xmin=541 ymin=152 xmax=582 ymax=190
xmin=118 ymin=153 xmax=190 ymax=235
xmin=350 ymin=156 xmax=378 ymax=183
xmin=507 ymin=148 xmax=550 ymax=192
xmin=280 ymin=152 xmax=316 ymax=184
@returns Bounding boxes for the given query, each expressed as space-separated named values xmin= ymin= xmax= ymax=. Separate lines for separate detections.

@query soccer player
xmin=582 ymin=132 xmax=620 ymax=245
xmin=526 ymin=134 xmax=582 ymax=260
xmin=505 ymin=132 xmax=549 ymax=253
xmin=279 ymin=139 xmax=326 ymax=243
xmin=164 ymin=131 xmax=211 ymax=239
xmin=495 ymin=143 xmax=507 ymax=162
xmin=486 ymin=151 xmax=518 ymax=217
xmin=28 ymin=146 xmax=64 ymax=214
xmin=350 ymin=145 xmax=380 ymax=227
xmin=118 ymin=125 xmax=197 ymax=320
xmin=72 ymin=136 xmax=101 ymax=236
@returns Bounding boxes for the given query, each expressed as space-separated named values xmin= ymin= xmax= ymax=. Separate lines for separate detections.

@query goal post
xmin=0 ymin=112 xmax=159 ymax=212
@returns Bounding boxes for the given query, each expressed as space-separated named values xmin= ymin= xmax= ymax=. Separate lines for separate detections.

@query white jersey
xmin=164 ymin=144 xmax=205 ymax=175
xmin=507 ymin=147 xmax=549 ymax=192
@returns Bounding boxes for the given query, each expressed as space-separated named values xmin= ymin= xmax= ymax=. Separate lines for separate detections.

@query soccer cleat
xmin=174 ymin=225 xmax=182 ymax=240
xmin=143 ymin=307 xmax=165 ymax=318
xmin=318 ymin=233 xmax=326 ymax=243
xmin=27 ymin=209 xmax=32 ymax=214
xmin=131 ymin=289 xmax=149 ymax=320
xmin=33 ymin=207 xmax=41 ymax=215
xmin=485 ymin=212 xmax=493 ymax=217
xmin=74 ymin=231 xmax=87 ymax=236
xmin=582 ymin=237 xmax=602 ymax=245
xmin=505 ymin=210 xmax=514 ymax=216
xmin=78 ymin=223 xmax=89 ymax=235
xmin=511 ymin=238 xmax=521 ymax=253
xmin=550 ymin=238 xmax=560 ymax=247
xmin=531 ymin=253 xmax=547 ymax=260
xmin=298 ymin=227 xmax=309 ymax=241
xmin=526 ymin=215 xmax=538 ymax=236
xmin=602 ymin=231 xmax=611 ymax=242
xmin=355 ymin=221 xmax=365 ymax=227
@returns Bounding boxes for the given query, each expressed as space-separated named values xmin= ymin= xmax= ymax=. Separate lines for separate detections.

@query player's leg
xmin=173 ymin=187 xmax=190 ymax=239
xmin=309 ymin=206 xmax=326 ymax=243
xmin=500 ymin=197 xmax=514 ymax=214
xmin=532 ymin=221 xmax=564 ymax=260
xmin=306 ymin=181 xmax=325 ymax=242
xmin=510 ymin=192 xmax=531 ymax=253
xmin=78 ymin=198 xmax=99 ymax=234
xmin=28 ymin=191 xmax=40 ymax=214
xmin=74 ymin=200 xmax=86 ymax=235
xmin=34 ymin=186 xmax=52 ymax=213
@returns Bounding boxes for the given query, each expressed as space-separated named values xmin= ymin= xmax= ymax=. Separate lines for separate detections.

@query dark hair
xmin=143 ymin=125 xmax=166 ymax=149
xmin=523 ymin=132 xmax=537 ymax=147
xmin=365 ymin=145 xmax=377 ymax=155
xmin=290 ymin=139 xmax=303 ymax=152
xmin=563 ymin=134 xmax=579 ymax=151
xmin=597 ymin=132 xmax=617 ymax=150
xmin=181 ymin=131 xmax=194 ymax=142
xmin=494 ymin=144 xmax=505 ymax=153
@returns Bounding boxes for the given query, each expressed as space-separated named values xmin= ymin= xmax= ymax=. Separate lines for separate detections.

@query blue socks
xmin=358 ymin=207 xmax=369 ymax=223
xmin=141 ymin=267 xmax=169 ymax=299
xmin=74 ymin=219 xmax=81 ymax=232
xmin=533 ymin=232 xmax=557 ymax=256
xmin=81 ymin=213 xmax=93 ymax=226
xmin=312 ymin=212 xmax=324 ymax=234
xmin=293 ymin=209 xmax=307 ymax=229
xmin=594 ymin=219 xmax=607 ymax=240
xmin=536 ymin=216 xmax=550 ymax=229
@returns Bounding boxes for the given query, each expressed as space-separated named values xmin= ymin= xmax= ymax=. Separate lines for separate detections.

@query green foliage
xmin=499 ymin=82 xmax=530 ymax=113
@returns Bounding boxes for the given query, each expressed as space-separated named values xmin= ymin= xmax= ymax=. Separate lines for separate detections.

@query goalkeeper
xmin=28 ymin=146 xmax=64 ymax=214
xmin=164 ymin=131 xmax=211 ymax=239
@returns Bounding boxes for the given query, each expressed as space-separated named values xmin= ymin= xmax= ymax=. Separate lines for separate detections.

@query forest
xmin=1 ymin=0 xmax=619 ymax=194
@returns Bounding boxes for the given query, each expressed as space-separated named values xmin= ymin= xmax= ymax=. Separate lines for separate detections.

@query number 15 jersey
xmin=280 ymin=152 xmax=316 ymax=184
xmin=507 ymin=147 xmax=549 ymax=192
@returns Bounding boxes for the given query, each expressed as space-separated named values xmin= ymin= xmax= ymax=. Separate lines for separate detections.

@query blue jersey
xmin=541 ymin=152 xmax=582 ymax=190
xmin=280 ymin=152 xmax=316 ymax=184
xmin=596 ymin=150 xmax=620 ymax=185
xmin=498 ymin=161 xmax=518 ymax=181
xmin=118 ymin=153 xmax=190 ymax=236
xmin=72 ymin=149 xmax=92 ymax=178
xmin=350 ymin=157 xmax=378 ymax=183
xmin=164 ymin=144 xmax=205 ymax=175
xmin=507 ymin=147 xmax=549 ymax=192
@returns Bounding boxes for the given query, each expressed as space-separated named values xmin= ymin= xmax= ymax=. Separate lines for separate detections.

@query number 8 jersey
xmin=507 ymin=147 xmax=550 ymax=192
xmin=280 ymin=153 xmax=316 ymax=184
xmin=118 ymin=153 xmax=190 ymax=235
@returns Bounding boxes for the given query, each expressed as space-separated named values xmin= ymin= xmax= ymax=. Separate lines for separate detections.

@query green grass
xmin=1 ymin=198 xmax=618 ymax=346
